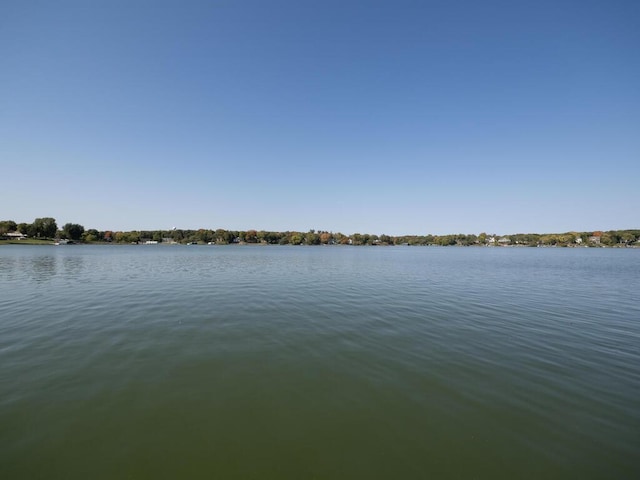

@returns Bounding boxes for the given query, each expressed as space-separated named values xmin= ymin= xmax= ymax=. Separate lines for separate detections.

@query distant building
xmin=588 ymin=236 xmax=601 ymax=245
xmin=498 ymin=237 xmax=511 ymax=245
xmin=4 ymin=232 xmax=27 ymax=240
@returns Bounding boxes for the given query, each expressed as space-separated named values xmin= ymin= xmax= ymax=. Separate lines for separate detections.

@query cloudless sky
xmin=2 ymin=0 xmax=638 ymax=235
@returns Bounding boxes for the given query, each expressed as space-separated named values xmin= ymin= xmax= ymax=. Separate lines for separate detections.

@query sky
xmin=1 ymin=0 xmax=638 ymax=235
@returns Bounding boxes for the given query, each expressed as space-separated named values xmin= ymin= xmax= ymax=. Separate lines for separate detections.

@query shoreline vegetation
xmin=1 ymin=218 xmax=639 ymax=248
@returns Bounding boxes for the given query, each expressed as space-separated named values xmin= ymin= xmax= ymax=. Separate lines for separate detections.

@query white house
xmin=5 ymin=232 xmax=27 ymax=240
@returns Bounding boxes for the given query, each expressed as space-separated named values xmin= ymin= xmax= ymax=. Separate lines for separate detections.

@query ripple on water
xmin=1 ymin=245 xmax=639 ymax=478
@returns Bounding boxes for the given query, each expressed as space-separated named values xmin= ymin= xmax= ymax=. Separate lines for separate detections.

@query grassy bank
xmin=0 ymin=238 xmax=55 ymax=245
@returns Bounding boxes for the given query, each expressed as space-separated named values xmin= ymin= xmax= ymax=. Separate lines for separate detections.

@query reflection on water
xmin=28 ymin=255 xmax=58 ymax=283
xmin=0 ymin=256 xmax=18 ymax=280
xmin=61 ymin=255 xmax=84 ymax=278
xmin=0 ymin=253 xmax=58 ymax=283
xmin=0 ymin=248 xmax=86 ymax=283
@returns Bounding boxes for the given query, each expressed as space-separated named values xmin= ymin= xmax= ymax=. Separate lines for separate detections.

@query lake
xmin=1 ymin=245 xmax=639 ymax=479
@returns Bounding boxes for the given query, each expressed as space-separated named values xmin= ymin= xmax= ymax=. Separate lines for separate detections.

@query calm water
xmin=1 ymin=245 xmax=639 ymax=479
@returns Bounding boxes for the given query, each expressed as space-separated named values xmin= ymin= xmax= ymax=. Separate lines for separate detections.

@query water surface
xmin=1 ymin=245 xmax=639 ymax=478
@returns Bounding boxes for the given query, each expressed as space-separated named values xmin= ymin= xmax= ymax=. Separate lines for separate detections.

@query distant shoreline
xmin=1 ymin=218 xmax=638 ymax=248
xmin=1 ymin=239 xmax=638 ymax=249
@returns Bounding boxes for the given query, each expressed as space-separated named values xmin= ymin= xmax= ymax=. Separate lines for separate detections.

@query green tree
xmin=305 ymin=230 xmax=320 ymax=245
xmin=62 ymin=223 xmax=85 ymax=241
xmin=263 ymin=231 xmax=281 ymax=244
xmin=32 ymin=217 xmax=57 ymax=238
xmin=620 ymin=232 xmax=636 ymax=244
xmin=278 ymin=234 xmax=290 ymax=245
xmin=0 ymin=220 xmax=17 ymax=234
xmin=195 ymin=229 xmax=213 ymax=243
xmin=83 ymin=229 xmax=101 ymax=242
xmin=600 ymin=232 xmax=618 ymax=246
xmin=214 ymin=229 xmax=234 ymax=244
xmin=379 ymin=234 xmax=392 ymax=245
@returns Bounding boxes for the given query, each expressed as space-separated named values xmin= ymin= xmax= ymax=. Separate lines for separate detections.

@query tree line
xmin=1 ymin=218 xmax=638 ymax=247
xmin=0 ymin=218 xmax=85 ymax=241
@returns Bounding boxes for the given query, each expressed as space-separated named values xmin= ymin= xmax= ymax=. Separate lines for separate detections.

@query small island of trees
xmin=1 ymin=217 xmax=639 ymax=248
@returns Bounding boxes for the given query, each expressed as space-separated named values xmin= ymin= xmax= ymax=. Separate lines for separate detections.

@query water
xmin=1 ymin=245 xmax=639 ymax=479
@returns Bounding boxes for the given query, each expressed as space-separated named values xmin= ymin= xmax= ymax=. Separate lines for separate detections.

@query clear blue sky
xmin=2 ymin=0 xmax=638 ymax=235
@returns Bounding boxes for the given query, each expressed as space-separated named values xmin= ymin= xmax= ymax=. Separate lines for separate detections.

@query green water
xmin=1 ymin=245 xmax=639 ymax=478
